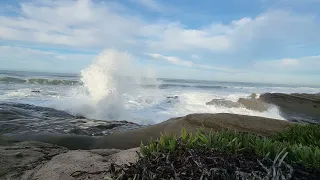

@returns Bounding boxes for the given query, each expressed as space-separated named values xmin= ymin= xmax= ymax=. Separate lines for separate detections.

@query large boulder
xmin=259 ymin=93 xmax=320 ymax=123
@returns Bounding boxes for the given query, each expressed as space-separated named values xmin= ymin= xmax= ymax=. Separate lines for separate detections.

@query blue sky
xmin=0 ymin=0 xmax=320 ymax=85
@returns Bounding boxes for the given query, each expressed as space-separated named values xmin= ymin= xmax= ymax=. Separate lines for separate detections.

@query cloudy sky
xmin=0 ymin=0 xmax=320 ymax=85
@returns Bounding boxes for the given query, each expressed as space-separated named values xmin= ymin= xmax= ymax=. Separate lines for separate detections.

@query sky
xmin=0 ymin=0 xmax=320 ymax=85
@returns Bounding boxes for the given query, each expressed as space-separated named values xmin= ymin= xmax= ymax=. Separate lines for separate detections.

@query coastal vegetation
xmin=110 ymin=124 xmax=320 ymax=179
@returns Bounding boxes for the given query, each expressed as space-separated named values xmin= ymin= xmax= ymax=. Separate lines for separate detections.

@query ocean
xmin=1 ymin=51 xmax=320 ymax=136
xmin=1 ymin=69 xmax=320 ymax=122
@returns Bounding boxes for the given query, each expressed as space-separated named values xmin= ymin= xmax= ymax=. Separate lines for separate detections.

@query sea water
xmin=1 ymin=50 xmax=320 ymax=125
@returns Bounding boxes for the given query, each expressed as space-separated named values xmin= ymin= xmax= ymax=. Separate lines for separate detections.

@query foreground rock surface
xmin=27 ymin=148 xmax=139 ymax=180
xmin=2 ymin=113 xmax=294 ymax=179
xmin=0 ymin=136 xmax=137 ymax=180
xmin=0 ymin=140 xmax=68 ymax=180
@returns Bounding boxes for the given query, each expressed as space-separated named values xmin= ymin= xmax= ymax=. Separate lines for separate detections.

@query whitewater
xmin=1 ymin=50 xmax=320 ymax=125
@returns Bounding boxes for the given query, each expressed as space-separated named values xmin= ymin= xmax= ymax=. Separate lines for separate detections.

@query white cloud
xmin=146 ymin=53 xmax=236 ymax=72
xmin=134 ymin=0 xmax=165 ymax=12
xmin=142 ymin=10 xmax=319 ymax=53
xmin=0 ymin=0 xmax=320 ymax=84
xmin=191 ymin=55 xmax=200 ymax=59
xmin=279 ymin=58 xmax=300 ymax=66
xmin=254 ymin=55 xmax=320 ymax=72
xmin=0 ymin=45 xmax=93 ymax=72
xmin=1 ymin=1 xmax=319 ymax=54
xmin=144 ymin=22 xmax=232 ymax=52
xmin=146 ymin=53 xmax=193 ymax=67
xmin=0 ymin=0 xmax=144 ymax=48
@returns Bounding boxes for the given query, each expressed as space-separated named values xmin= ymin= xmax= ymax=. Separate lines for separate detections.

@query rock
xmin=1 ymin=113 xmax=296 ymax=180
xmin=206 ymin=99 xmax=241 ymax=108
xmin=259 ymin=93 xmax=320 ymax=123
xmin=95 ymin=124 xmax=120 ymax=130
xmin=91 ymin=113 xmax=292 ymax=150
xmin=10 ymin=114 xmax=293 ymax=150
xmin=31 ymin=90 xmax=41 ymax=93
xmin=237 ymin=98 xmax=270 ymax=112
xmin=0 ymin=141 xmax=68 ymax=180
xmin=26 ymin=148 xmax=139 ymax=180
xmin=14 ymin=152 xmax=23 ymax=158
xmin=250 ymin=93 xmax=257 ymax=99
xmin=68 ymin=128 xmax=89 ymax=136
xmin=0 ymin=103 xmax=140 ymax=136
xmin=167 ymin=96 xmax=179 ymax=99
xmin=165 ymin=96 xmax=179 ymax=104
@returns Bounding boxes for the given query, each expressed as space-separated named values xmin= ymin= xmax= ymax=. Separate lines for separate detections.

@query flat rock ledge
xmin=0 ymin=141 xmax=68 ymax=180
xmin=27 ymin=148 xmax=139 ymax=180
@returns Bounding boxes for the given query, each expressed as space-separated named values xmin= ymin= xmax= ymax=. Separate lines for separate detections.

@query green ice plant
xmin=272 ymin=124 xmax=320 ymax=147
xmin=140 ymin=124 xmax=320 ymax=168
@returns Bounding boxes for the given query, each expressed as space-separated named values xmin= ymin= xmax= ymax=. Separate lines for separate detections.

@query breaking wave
xmin=4 ymin=50 xmax=319 ymax=125
xmin=47 ymin=49 xmax=284 ymax=124
xmin=53 ymin=49 xmax=159 ymax=122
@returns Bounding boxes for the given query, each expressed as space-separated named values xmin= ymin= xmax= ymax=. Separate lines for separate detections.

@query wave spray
xmin=58 ymin=49 xmax=158 ymax=121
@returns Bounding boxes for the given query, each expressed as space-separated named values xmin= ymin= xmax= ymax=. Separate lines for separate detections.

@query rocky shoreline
xmin=1 ymin=92 xmax=320 ymax=179
xmin=206 ymin=92 xmax=320 ymax=123
xmin=1 ymin=113 xmax=294 ymax=180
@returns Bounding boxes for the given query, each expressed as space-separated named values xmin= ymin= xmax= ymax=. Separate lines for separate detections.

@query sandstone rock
xmin=91 ymin=113 xmax=292 ymax=150
xmin=26 ymin=148 xmax=139 ymax=180
xmin=237 ymin=98 xmax=270 ymax=112
xmin=259 ymin=93 xmax=320 ymax=123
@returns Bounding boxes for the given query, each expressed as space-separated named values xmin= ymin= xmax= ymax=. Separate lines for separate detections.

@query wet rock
xmin=75 ymin=115 xmax=86 ymax=119
xmin=14 ymin=152 xmax=23 ymax=158
xmin=259 ymin=93 xmax=320 ymax=123
xmin=95 ymin=124 xmax=120 ymax=130
xmin=167 ymin=96 xmax=179 ymax=99
xmin=165 ymin=96 xmax=179 ymax=104
xmin=31 ymin=90 xmax=41 ymax=93
xmin=68 ymin=128 xmax=89 ymax=136
xmin=237 ymin=98 xmax=270 ymax=112
xmin=0 ymin=103 xmax=140 ymax=136
xmin=206 ymin=99 xmax=241 ymax=108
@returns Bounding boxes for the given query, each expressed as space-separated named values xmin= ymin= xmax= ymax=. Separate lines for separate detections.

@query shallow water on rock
xmin=0 ymin=103 xmax=141 ymax=136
